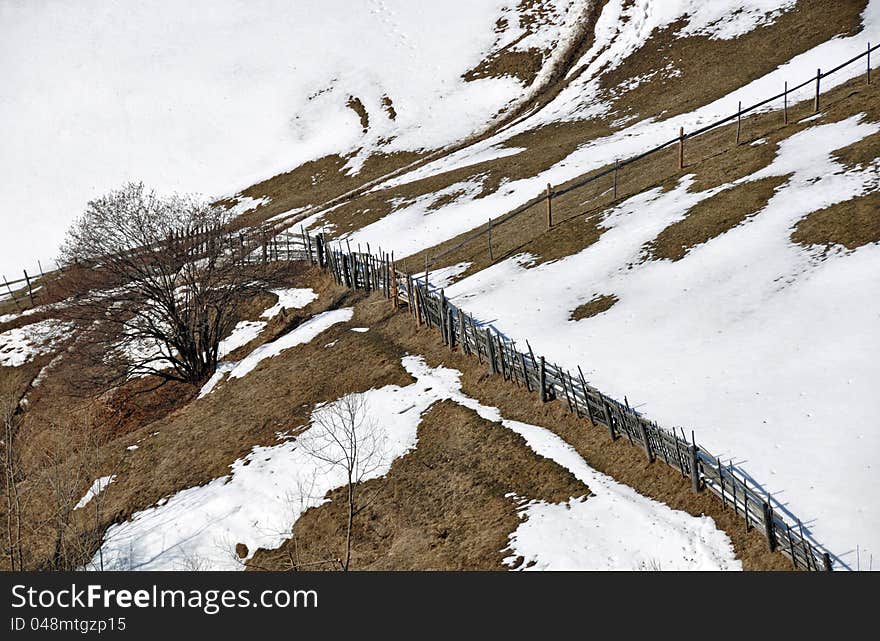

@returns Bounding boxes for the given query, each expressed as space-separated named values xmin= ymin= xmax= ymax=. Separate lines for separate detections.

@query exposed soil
xmin=347 ymin=96 xmax=370 ymax=133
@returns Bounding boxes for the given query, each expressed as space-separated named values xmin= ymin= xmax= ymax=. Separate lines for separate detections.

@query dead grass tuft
xmin=791 ymin=191 xmax=880 ymax=251
xmin=570 ymin=293 xmax=618 ymax=320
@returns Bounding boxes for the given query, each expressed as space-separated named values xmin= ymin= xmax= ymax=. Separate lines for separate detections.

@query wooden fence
xmin=266 ymin=230 xmax=834 ymax=571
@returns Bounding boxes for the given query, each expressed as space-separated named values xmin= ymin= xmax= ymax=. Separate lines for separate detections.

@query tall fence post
xmin=869 ymin=42 xmax=872 ymax=85
xmin=23 ymin=270 xmax=34 ymax=304
xmin=678 ymin=127 xmax=685 ymax=170
xmin=814 ymin=68 xmax=821 ymax=112
xmin=638 ymin=419 xmax=653 ymax=462
xmin=613 ymin=159 xmax=619 ymax=199
xmin=689 ymin=435 xmax=700 ymax=493
xmin=545 ymin=184 xmax=553 ymax=229
xmin=487 ymin=217 xmax=494 ymax=261
xmin=784 ymin=81 xmax=789 ymax=124
xmin=539 ymin=356 xmax=547 ymax=403
xmin=487 ymin=330 xmax=497 ymax=375
xmin=600 ymin=398 xmax=616 ymax=440
xmin=763 ymin=501 xmax=777 ymax=551
xmin=736 ymin=101 xmax=742 ymax=144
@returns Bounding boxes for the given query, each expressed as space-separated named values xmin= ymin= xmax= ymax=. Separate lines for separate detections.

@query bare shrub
xmin=298 ymin=395 xmax=386 ymax=571
xmin=56 ymin=182 xmax=264 ymax=387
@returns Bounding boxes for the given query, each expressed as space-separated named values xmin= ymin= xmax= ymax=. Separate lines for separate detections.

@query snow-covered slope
xmin=0 ymin=0 xmax=587 ymax=278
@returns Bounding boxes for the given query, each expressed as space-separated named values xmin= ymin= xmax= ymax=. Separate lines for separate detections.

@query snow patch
xmin=259 ymin=288 xmax=319 ymax=319
xmin=74 ymin=476 xmax=116 ymax=510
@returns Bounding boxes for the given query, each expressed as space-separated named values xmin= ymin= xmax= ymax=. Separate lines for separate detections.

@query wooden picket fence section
xmin=267 ymin=231 xmax=834 ymax=571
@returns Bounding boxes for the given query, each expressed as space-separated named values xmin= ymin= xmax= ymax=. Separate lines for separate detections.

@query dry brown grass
xmin=791 ymin=191 xmax=880 ymax=250
xmin=569 ymin=293 xmax=618 ymax=321
xmin=647 ymin=175 xmax=789 ymax=261
xmin=346 ymin=96 xmax=370 ymax=133
xmin=249 ymin=400 xmax=588 ymax=571
xmin=598 ymin=0 xmax=867 ymax=126
xmin=0 ymin=265 xmax=370 ymax=569
xmin=360 ymin=295 xmax=793 ymax=570
xmin=7 ymin=3 xmax=873 ymax=571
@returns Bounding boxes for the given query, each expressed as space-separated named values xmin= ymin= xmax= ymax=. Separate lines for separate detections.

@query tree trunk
xmin=344 ymin=480 xmax=354 ymax=572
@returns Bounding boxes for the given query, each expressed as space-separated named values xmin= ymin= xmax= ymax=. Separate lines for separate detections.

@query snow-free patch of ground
xmin=91 ymin=356 xmax=738 ymax=571
xmin=199 ymin=307 xmax=355 ymax=400
xmin=74 ymin=476 xmax=115 ymax=511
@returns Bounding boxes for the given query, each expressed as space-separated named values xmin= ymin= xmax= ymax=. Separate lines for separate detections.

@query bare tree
xmin=57 ymin=182 xmax=262 ymax=387
xmin=298 ymin=395 xmax=386 ymax=571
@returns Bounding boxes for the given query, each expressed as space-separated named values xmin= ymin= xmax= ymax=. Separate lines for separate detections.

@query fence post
xmin=487 ymin=330 xmax=497 ymax=375
xmin=678 ymin=127 xmax=685 ymax=170
xmin=689 ymin=439 xmax=700 ymax=493
xmin=638 ymin=419 xmax=653 ymax=462
xmin=784 ymin=81 xmax=788 ymax=124
xmin=814 ymin=68 xmax=821 ymax=112
xmin=763 ymin=502 xmax=777 ymax=551
xmin=786 ymin=524 xmax=798 ymax=569
xmin=869 ymin=42 xmax=872 ymax=85
xmin=601 ymin=397 xmax=616 ymax=440
xmin=3 ymin=275 xmax=22 ymax=312
xmin=539 ymin=356 xmax=547 ymax=402
xmin=545 ymin=184 xmax=553 ymax=229
xmin=488 ymin=217 xmax=494 ymax=261
xmin=577 ymin=367 xmax=594 ymax=425
xmin=457 ymin=308 xmax=467 ymax=354
xmin=23 ymin=270 xmax=34 ymax=304
xmin=439 ymin=289 xmax=448 ymax=346
xmin=823 ymin=552 xmax=832 ymax=571
xmin=613 ymin=159 xmax=619 ymax=198
xmin=736 ymin=101 xmax=742 ymax=144
xmin=391 ymin=253 xmax=398 ymax=308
